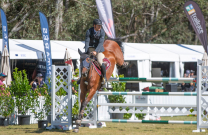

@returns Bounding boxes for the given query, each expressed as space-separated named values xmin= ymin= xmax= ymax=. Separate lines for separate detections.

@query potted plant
xmin=107 ymin=74 xmax=126 ymax=119
xmin=10 ymin=68 xmax=37 ymax=125
xmin=0 ymin=87 xmax=15 ymax=126
xmin=32 ymin=84 xmax=50 ymax=129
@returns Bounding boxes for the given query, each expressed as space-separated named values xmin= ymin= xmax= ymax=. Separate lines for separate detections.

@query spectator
xmin=31 ymin=73 xmax=45 ymax=91
xmin=0 ymin=73 xmax=10 ymax=96
xmin=185 ymin=70 xmax=191 ymax=91
xmin=181 ymin=73 xmax=186 ymax=92
xmin=190 ymin=70 xmax=196 ymax=91
xmin=185 ymin=70 xmax=191 ymax=78
xmin=190 ymin=70 xmax=195 ymax=78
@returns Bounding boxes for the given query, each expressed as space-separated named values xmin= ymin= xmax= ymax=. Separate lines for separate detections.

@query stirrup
xmin=102 ymin=78 xmax=106 ymax=84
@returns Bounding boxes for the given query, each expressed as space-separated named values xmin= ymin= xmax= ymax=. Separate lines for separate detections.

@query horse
xmin=74 ymin=38 xmax=125 ymax=132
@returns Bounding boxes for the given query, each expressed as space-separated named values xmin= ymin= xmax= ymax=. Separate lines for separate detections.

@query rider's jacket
xmin=84 ymin=27 xmax=105 ymax=53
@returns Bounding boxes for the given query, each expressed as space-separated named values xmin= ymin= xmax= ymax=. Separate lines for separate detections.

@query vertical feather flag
xmin=96 ymin=0 xmax=116 ymax=38
xmin=0 ymin=8 xmax=9 ymax=53
xmin=184 ymin=1 xmax=208 ymax=52
xmin=39 ymin=12 xmax=52 ymax=83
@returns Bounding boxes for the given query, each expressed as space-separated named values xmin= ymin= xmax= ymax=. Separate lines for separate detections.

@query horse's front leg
xmin=73 ymin=86 xmax=97 ymax=132
xmin=73 ymin=80 xmax=88 ymax=132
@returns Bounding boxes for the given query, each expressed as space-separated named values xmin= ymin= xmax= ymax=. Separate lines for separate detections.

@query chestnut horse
xmin=74 ymin=39 xmax=124 ymax=132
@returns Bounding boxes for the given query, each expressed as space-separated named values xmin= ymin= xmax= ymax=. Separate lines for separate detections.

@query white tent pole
xmin=11 ymin=59 xmax=14 ymax=73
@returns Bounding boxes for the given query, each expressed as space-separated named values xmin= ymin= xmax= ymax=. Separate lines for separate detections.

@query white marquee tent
xmin=0 ymin=39 xmax=204 ymax=90
xmin=0 ymin=39 xmax=203 ymax=61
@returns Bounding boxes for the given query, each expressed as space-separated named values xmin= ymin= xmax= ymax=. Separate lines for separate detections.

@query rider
xmin=77 ymin=19 xmax=106 ymax=84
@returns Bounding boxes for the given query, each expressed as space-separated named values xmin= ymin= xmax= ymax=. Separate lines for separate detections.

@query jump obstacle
xmin=47 ymin=60 xmax=208 ymax=132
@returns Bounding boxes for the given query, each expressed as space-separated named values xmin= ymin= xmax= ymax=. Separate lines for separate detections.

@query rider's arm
xmin=85 ymin=30 xmax=90 ymax=53
xmin=95 ymin=30 xmax=105 ymax=53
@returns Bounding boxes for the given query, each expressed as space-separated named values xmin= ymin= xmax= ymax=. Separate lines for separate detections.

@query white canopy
xmin=125 ymin=43 xmax=179 ymax=62
xmin=124 ymin=43 xmax=203 ymax=62
xmin=123 ymin=43 xmax=149 ymax=60
xmin=154 ymin=44 xmax=204 ymax=62
xmin=0 ymin=39 xmax=85 ymax=59
xmin=0 ymin=39 xmax=204 ymax=62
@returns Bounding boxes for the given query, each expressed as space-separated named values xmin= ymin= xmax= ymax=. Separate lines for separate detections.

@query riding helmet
xmin=93 ymin=19 xmax=102 ymax=25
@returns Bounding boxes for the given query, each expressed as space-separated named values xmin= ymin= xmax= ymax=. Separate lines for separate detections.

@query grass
xmin=0 ymin=116 xmax=207 ymax=135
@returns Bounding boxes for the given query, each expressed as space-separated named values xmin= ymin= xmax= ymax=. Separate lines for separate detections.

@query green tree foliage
xmin=0 ymin=87 xmax=15 ymax=118
xmin=0 ymin=0 xmax=208 ymax=44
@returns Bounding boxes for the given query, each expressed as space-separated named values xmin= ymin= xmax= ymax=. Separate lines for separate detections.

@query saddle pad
xmin=92 ymin=58 xmax=111 ymax=76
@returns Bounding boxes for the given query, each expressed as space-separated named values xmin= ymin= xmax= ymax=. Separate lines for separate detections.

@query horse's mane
xmin=106 ymin=38 xmax=122 ymax=47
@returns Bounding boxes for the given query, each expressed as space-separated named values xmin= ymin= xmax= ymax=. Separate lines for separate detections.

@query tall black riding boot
xmin=101 ymin=63 xmax=107 ymax=83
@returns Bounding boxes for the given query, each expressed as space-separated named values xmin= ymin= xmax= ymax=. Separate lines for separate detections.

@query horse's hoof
xmin=73 ymin=128 xmax=79 ymax=133
xmin=75 ymin=120 xmax=82 ymax=125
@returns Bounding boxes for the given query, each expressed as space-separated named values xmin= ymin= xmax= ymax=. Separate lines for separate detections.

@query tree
xmin=0 ymin=0 xmax=208 ymax=45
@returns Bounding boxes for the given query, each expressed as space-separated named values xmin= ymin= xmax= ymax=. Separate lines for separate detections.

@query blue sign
xmin=0 ymin=8 xmax=9 ymax=53
xmin=39 ymin=12 xmax=52 ymax=84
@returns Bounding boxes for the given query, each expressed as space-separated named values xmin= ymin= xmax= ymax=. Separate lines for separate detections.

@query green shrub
xmin=135 ymin=113 xmax=146 ymax=119
xmin=107 ymin=74 xmax=126 ymax=103
xmin=10 ymin=68 xmax=38 ymax=115
xmin=0 ymin=87 xmax=15 ymax=118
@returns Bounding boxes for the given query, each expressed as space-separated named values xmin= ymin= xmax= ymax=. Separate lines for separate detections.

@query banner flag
xmin=0 ymin=8 xmax=9 ymax=53
xmin=96 ymin=0 xmax=116 ymax=38
xmin=184 ymin=1 xmax=208 ymax=52
xmin=39 ymin=12 xmax=52 ymax=83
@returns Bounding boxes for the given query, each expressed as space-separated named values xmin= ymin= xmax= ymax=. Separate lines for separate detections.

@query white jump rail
xmin=49 ymin=60 xmax=208 ymax=132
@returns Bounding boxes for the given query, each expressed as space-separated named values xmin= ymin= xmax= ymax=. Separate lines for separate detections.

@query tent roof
xmin=154 ymin=44 xmax=204 ymax=62
xmin=0 ymin=39 xmax=204 ymax=62
xmin=0 ymin=39 xmax=85 ymax=59
xmin=125 ymin=43 xmax=203 ymax=62
xmin=125 ymin=43 xmax=179 ymax=61
xmin=123 ymin=43 xmax=149 ymax=60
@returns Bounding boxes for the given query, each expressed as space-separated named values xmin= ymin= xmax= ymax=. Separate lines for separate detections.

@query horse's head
xmin=78 ymin=48 xmax=90 ymax=77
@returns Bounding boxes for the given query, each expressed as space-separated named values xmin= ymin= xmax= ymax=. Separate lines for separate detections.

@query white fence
xmin=6 ymin=93 xmax=206 ymax=125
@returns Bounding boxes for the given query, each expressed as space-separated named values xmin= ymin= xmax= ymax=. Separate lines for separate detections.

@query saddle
xmin=82 ymin=53 xmax=110 ymax=76
xmin=92 ymin=58 xmax=111 ymax=76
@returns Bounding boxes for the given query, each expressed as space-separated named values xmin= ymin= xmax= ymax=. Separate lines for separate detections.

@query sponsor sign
xmin=0 ymin=8 xmax=9 ymax=52
xmin=39 ymin=12 xmax=52 ymax=83
xmin=184 ymin=1 xmax=208 ymax=52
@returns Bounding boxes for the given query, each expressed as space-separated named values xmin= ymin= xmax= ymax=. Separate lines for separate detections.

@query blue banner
xmin=39 ymin=12 xmax=52 ymax=83
xmin=0 ymin=8 xmax=9 ymax=53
